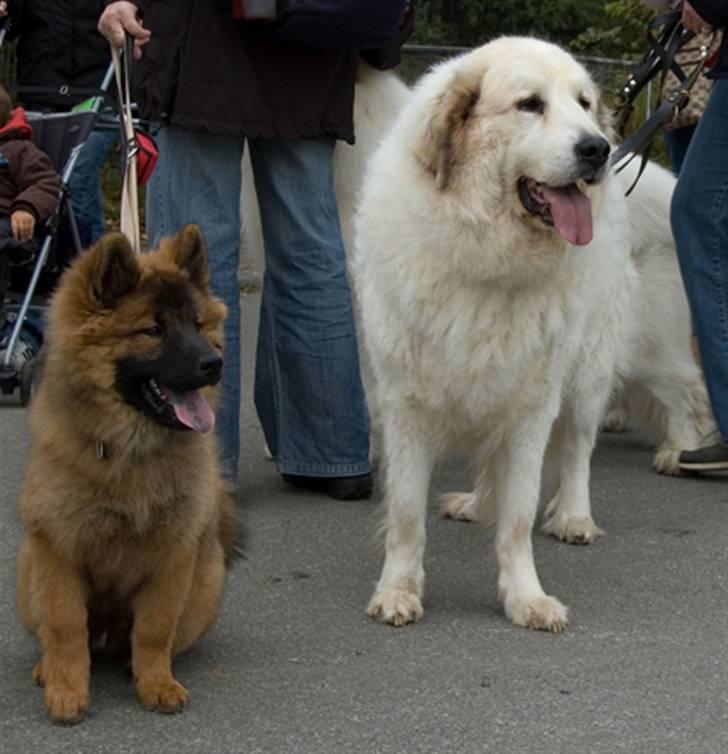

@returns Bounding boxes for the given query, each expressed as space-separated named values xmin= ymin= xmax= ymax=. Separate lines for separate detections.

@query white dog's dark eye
xmin=579 ymin=97 xmax=591 ymax=110
xmin=517 ymin=95 xmax=545 ymax=114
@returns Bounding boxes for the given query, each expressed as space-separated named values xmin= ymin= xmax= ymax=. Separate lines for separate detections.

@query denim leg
xmin=671 ymin=79 xmax=728 ymax=441
xmin=67 ymin=129 xmax=118 ymax=247
xmin=664 ymin=123 xmax=697 ymax=177
xmin=247 ymin=137 xmax=370 ymax=477
xmin=146 ymin=125 xmax=244 ymax=483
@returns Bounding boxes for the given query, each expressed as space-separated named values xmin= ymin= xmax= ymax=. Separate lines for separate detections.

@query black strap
xmin=611 ymin=10 xmax=713 ymax=193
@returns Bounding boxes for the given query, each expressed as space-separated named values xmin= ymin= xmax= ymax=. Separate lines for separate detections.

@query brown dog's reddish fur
xmin=16 ymin=225 xmax=238 ymax=723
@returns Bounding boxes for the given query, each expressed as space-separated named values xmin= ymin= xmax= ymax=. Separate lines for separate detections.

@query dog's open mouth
xmin=141 ymin=378 xmax=215 ymax=433
xmin=518 ymin=177 xmax=593 ymax=246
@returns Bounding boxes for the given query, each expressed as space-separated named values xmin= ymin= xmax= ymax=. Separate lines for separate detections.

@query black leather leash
xmin=610 ymin=10 xmax=714 ymax=193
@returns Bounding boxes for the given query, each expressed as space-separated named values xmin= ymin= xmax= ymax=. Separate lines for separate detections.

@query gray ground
xmin=1 ymin=292 xmax=726 ymax=754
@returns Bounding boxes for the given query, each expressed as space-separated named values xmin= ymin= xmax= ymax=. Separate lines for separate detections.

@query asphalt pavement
xmin=1 ymin=292 xmax=726 ymax=754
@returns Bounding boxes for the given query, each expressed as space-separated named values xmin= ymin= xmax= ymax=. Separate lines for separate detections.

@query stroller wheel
xmin=19 ymin=356 xmax=37 ymax=406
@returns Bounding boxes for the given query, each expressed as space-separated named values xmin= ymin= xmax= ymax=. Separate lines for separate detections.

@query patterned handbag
xmin=660 ymin=28 xmax=722 ymax=130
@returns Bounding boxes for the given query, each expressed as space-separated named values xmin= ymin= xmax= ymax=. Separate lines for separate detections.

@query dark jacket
xmin=691 ymin=0 xmax=728 ymax=77
xmin=0 ymin=108 xmax=61 ymax=220
xmin=125 ymin=0 xmax=412 ymax=143
xmin=7 ymin=0 xmax=112 ymax=109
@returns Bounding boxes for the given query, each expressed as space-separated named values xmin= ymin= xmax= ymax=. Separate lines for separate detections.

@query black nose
xmin=199 ymin=354 xmax=223 ymax=383
xmin=574 ymin=135 xmax=610 ymax=170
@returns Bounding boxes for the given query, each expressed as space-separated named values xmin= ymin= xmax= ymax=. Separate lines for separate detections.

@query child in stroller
xmin=0 ymin=80 xmax=60 ymax=374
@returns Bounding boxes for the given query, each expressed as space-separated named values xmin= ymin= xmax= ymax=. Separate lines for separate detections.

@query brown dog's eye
xmin=141 ymin=324 xmax=163 ymax=337
xmin=517 ymin=95 xmax=545 ymax=114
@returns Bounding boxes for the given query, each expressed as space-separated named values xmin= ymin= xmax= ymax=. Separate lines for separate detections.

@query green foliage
xmin=570 ymin=0 xmax=657 ymax=57
xmin=411 ymin=0 xmax=657 ymax=57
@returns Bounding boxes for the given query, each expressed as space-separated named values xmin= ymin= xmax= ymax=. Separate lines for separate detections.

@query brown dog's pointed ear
xmin=165 ymin=224 xmax=210 ymax=291
xmin=89 ymin=233 xmax=140 ymax=308
xmin=415 ymin=68 xmax=483 ymax=190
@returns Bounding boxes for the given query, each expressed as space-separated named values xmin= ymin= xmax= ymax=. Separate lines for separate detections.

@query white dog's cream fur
xmin=353 ymin=37 xmax=712 ymax=632
xmin=605 ymin=160 xmax=714 ymax=473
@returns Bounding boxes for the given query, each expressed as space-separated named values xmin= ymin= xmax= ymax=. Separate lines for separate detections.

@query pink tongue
xmin=541 ymin=184 xmax=593 ymax=246
xmin=162 ymin=387 xmax=215 ymax=433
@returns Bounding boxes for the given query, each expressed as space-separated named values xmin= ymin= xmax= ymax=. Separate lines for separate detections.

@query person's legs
xmin=146 ymin=125 xmax=244 ymax=484
xmin=664 ymin=123 xmax=697 ymax=177
xmin=671 ymin=79 xmax=728 ymax=466
xmin=247 ymin=137 xmax=370 ymax=491
xmin=67 ymin=129 xmax=118 ymax=247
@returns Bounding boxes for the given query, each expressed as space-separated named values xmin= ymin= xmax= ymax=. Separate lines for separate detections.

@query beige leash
xmin=111 ymin=38 xmax=141 ymax=253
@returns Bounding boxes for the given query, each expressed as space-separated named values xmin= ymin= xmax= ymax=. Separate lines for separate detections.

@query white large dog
xmin=353 ymin=37 xmax=712 ymax=633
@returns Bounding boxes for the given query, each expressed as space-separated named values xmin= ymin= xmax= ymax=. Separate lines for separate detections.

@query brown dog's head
xmin=44 ymin=225 xmax=227 ymax=435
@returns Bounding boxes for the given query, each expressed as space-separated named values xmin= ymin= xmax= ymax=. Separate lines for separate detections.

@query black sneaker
xmin=678 ymin=442 xmax=728 ymax=472
xmin=282 ymin=472 xmax=373 ymax=500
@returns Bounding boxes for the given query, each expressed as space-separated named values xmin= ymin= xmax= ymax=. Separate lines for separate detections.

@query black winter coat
xmin=691 ymin=0 xmax=728 ymax=77
xmin=7 ymin=0 xmax=111 ymax=109
xmin=127 ymin=0 xmax=412 ymax=143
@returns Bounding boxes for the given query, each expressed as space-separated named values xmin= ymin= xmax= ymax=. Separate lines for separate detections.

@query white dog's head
xmin=414 ymin=37 xmax=614 ymax=247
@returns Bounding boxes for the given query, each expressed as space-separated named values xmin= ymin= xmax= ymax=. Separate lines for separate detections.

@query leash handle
xmin=111 ymin=35 xmax=141 ymax=254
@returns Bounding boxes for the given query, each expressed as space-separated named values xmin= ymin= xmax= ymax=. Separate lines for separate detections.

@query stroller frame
xmin=0 ymin=63 xmax=116 ymax=401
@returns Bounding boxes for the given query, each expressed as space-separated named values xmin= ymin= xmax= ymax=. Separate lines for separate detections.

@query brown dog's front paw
xmin=44 ymin=682 xmax=90 ymax=725
xmin=137 ymin=677 xmax=188 ymax=713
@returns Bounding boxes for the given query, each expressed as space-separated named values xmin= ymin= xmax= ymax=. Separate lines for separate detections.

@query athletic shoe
xmin=678 ymin=441 xmax=728 ymax=472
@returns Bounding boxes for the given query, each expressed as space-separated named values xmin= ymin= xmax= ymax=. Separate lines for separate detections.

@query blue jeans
xmin=67 ymin=129 xmax=117 ymax=247
xmin=664 ymin=123 xmax=697 ymax=177
xmin=146 ymin=126 xmax=370 ymax=483
xmin=671 ymin=79 xmax=728 ymax=443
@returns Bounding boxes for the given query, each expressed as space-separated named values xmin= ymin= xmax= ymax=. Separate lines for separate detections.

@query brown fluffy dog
xmin=16 ymin=225 xmax=239 ymax=723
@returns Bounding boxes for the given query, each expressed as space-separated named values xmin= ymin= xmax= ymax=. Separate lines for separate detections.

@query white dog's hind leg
xmin=440 ymin=491 xmax=480 ymax=522
xmin=541 ymin=389 xmax=607 ymax=545
xmin=495 ymin=413 xmax=569 ymax=633
xmin=440 ymin=458 xmax=498 ymax=526
xmin=367 ymin=412 xmax=434 ymax=627
xmin=601 ymin=398 xmax=627 ymax=433
xmin=642 ymin=372 xmax=715 ymax=476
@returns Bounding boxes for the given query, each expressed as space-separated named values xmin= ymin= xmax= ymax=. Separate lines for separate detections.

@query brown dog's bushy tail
xmin=218 ymin=489 xmax=245 ymax=567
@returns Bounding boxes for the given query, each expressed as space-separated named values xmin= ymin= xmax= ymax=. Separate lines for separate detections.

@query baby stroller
xmin=0 ymin=52 xmax=116 ymax=404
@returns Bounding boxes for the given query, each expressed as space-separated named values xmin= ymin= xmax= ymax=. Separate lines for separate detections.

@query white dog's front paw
xmin=440 ymin=492 xmax=479 ymax=522
xmin=367 ymin=584 xmax=423 ymax=627
xmin=653 ymin=448 xmax=681 ymax=476
xmin=504 ymin=593 xmax=569 ymax=633
xmin=542 ymin=511 xmax=604 ymax=545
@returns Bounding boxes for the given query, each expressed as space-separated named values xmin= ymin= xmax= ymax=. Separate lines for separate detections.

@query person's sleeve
xmin=360 ymin=1 xmax=415 ymax=71
xmin=689 ymin=0 xmax=728 ymax=27
xmin=9 ymin=143 xmax=62 ymax=222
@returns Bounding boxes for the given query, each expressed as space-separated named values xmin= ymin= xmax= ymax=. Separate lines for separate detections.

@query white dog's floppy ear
xmin=415 ymin=67 xmax=483 ymax=190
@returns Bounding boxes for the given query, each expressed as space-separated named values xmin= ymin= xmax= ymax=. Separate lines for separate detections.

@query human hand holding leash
xmin=98 ymin=1 xmax=151 ymax=58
